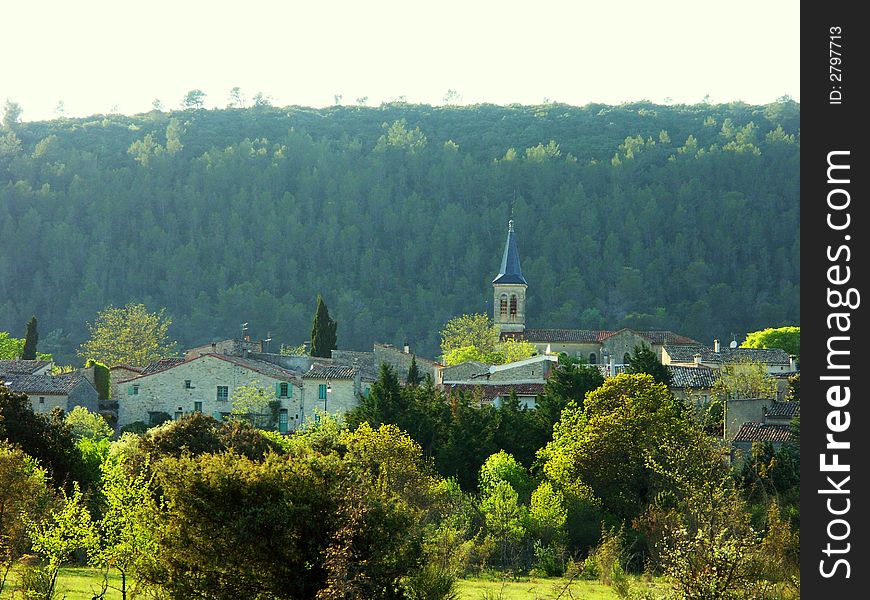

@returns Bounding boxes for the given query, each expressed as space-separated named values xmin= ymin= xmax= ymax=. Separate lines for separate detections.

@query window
xmin=194 ymin=402 xmax=203 ymax=413
xmin=128 ymin=385 xmax=140 ymax=396
xmin=499 ymin=295 xmax=508 ymax=318
xmin=589 ymin=353 xmax=597 ymax=364
xmin=39 ymin=396 xmax=45 ymax=404
xmin=278 ymin=382 xmax=290 ymax=398
xmin=174 ymin=411 xmax=183 ymax=421
xmin=279 ymin=409 xmax=289 ymax=434
xmin=217 ymin=386 xmax=229 ymax=401
xmin=318 ymin=384 xmax=327 ymax=400
xmin=509 ymin=294 xmax=518 ymax=318
xmin=184 ymin=380 xmax=193 ymax=389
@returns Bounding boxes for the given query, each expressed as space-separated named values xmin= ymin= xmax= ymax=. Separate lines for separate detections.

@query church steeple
xmin=492 ymin=220 xmax=527 ymax=285
xmin=492 ymin=220 xmax=527 ymax=335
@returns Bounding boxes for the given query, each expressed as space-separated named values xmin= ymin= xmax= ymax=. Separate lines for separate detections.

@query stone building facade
xmin=117 ymin=353 xmax=303 ymax=431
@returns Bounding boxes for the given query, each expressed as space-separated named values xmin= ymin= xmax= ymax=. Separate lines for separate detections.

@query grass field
xmin=1 ymin=567 xmax=664 ymax=599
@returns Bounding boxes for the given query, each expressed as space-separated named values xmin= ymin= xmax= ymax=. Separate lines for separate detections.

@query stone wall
xmin=67 ymin=378 xmax=100 ymax=413
xmin=30 ymin=394 xmax=68 ymax=415
xmin=117 ymin=355 xmax=303 ymax=429
xmin=724 ymin=397 xmax=772 ymax=441
xmin=302 ymin=377 xmax=365 ymax=423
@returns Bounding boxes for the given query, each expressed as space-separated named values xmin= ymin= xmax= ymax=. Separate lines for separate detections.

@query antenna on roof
xmin=729 ymin=333 xmax=738 ymax=349
xmin=264 ymin=332 xmax=272 ymax=353
xmin=241 ymin=322 xmax=249 ymax=339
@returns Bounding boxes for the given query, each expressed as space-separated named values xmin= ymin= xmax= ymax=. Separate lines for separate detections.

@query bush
xmin=120 ymin=421 xmax=148 ymax=435
xmin=402 ymin=563 xmax=459 ymax=600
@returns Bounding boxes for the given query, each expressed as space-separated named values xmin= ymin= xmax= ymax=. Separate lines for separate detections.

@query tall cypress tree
xmin=22 ymin=315 xmax=38 ymax=360
xmin=309 ymin=295 xmax=337 ymax=358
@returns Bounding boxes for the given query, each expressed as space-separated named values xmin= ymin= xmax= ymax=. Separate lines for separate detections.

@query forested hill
xmin=0 ymin=101 xmax=800 ymax=364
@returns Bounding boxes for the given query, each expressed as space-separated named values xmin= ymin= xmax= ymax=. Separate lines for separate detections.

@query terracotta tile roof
xmin=521 ymin=328 xmax=699 ymax=346
xmin=668 ymin=365 xmax=721 ymax=389
xmin=767 ymin=400 xmax=800 ymax=419
xmin=0 ymin=360 xmax=51 ymax=375
xmin=3 ymin=373 xmax=83 ymax=395
xmin=522 ymin=329 xmax=614 ymax=343
xmin=733 ymin=422 xmax=795 ymax=443
xmin=445 ymin=382 xmax=544 ymax=404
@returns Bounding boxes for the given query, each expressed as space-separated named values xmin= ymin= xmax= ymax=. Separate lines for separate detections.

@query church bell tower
xmin=492 ymin=220 xmax=527 ymax=335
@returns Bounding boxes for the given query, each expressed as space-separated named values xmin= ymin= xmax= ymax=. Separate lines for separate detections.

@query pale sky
xmin=3 ymin=0 xmax=800 ymax=121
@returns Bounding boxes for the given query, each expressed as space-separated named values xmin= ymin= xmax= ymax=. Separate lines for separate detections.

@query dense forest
xmin=0 ymin=100 xmax=799 ymax=364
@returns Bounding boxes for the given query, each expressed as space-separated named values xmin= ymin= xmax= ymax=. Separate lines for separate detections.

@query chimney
xmin=693 ymin=353 xmax=702 ymax=368
xmin=403 ymin=341 xmax=410 ymax=354
xmin=789 ymin=355 xmax=797 ymax=371
xmin=713 ymin=339 xmax=720 ymax=353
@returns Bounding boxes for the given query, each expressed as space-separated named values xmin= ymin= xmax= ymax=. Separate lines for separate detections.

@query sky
xmin=3 ymin=0 xmax=800 ymax=122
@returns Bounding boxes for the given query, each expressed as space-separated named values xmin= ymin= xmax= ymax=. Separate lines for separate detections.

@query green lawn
xmin=2 ymin=567 xmax=123 ymax=600
xmin=457 ymin=575 xmax=664 ymax=599
xmin=2 ymin=568 xmax=664 ymax=599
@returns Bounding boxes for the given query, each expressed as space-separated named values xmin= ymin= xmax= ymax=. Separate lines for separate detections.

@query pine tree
xmin=406 ymin=355 xmax=421 ymax=386
xmin=21 ymin=316 xmax=38 ymax=360
xmin=309 ymin=295 xmax=337 ymax=359
xmin=625 ymin=344 xmax=672 ymax=386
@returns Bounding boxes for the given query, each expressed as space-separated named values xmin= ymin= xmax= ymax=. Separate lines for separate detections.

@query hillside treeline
xmin=0 ymin=100 xmax=800 ymax=363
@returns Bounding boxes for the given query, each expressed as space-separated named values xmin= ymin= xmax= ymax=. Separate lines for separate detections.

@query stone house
xmin=730 ymin=400 xmax=799 ymax=463
xmin=667 ymin=365 xmax=721 ymax=406
xmin=300 ymin=365 xmax=375 ymax=421
xmin=331 ymin=343 xmax=441 ymax=384
xmin=444 ymin=382 xmax=544 ymax=409
xmin=662 ymin=342 xmax=795 ymax=375
xmin=2 ymin=372 xmax=99 ymax=415
xmin=439 ymin=354 xmax=556 ymax=409
xmin=117 ymin=353 xmax=303 ymax=432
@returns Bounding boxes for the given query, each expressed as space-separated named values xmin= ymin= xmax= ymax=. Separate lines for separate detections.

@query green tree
xmin=65 ymin=406 xmax=113 ymax=441
xmin=93 ymin=453 xmax=160 ymax=600
xmin=741 ymin=326 xmax=800 ymax=360
xmin=1 ymin=99 xmax=22 ymax=129
xmin=24 ymin=483 xmax=98 ymax=600
xmin=540 ymin=373 xmax=694 ymax=522
xmin=0 ymin=442 xmax=55 ymax=595
xmin=478 ymin=450 xmax=533 ymax=503
xmin=0 ymin=332 xmax=23 ymax=360
xmin=230 ymin=381 xmax=275 ymax=429
xmin=537 ymin=353 xmax=604 ymax=429
xmin=182 ymin=89 xmax=206 ymax=110
xmin=480 ymin=479 xmax=527 ymax=569
xmin=22 ymin=315 xmax=39 ymax=360
xmin=406 ymin=355 xmax=421 ymax=386
xmin=528 ymin=481 xmax=567 ymax=547
xmin=310 ymin=295 xmax=338 ymax=358
xmin=77 ymin=303 xmax=178 ymax=367
xmin=625 ymin=343 xmax=672 ymax=385
xmin=440 ymin=314 xmax=499 ymax=359
xmin=0 ymin=384 xmax=85 ymax=488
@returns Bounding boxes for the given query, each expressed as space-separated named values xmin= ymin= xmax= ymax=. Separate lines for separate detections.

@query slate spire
xmin=492 ymin=219 xmax=527 ymax=285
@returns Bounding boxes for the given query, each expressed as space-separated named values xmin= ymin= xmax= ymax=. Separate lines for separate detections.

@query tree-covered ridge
xmin=0 ymin=101 xmax=799 ymax=364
